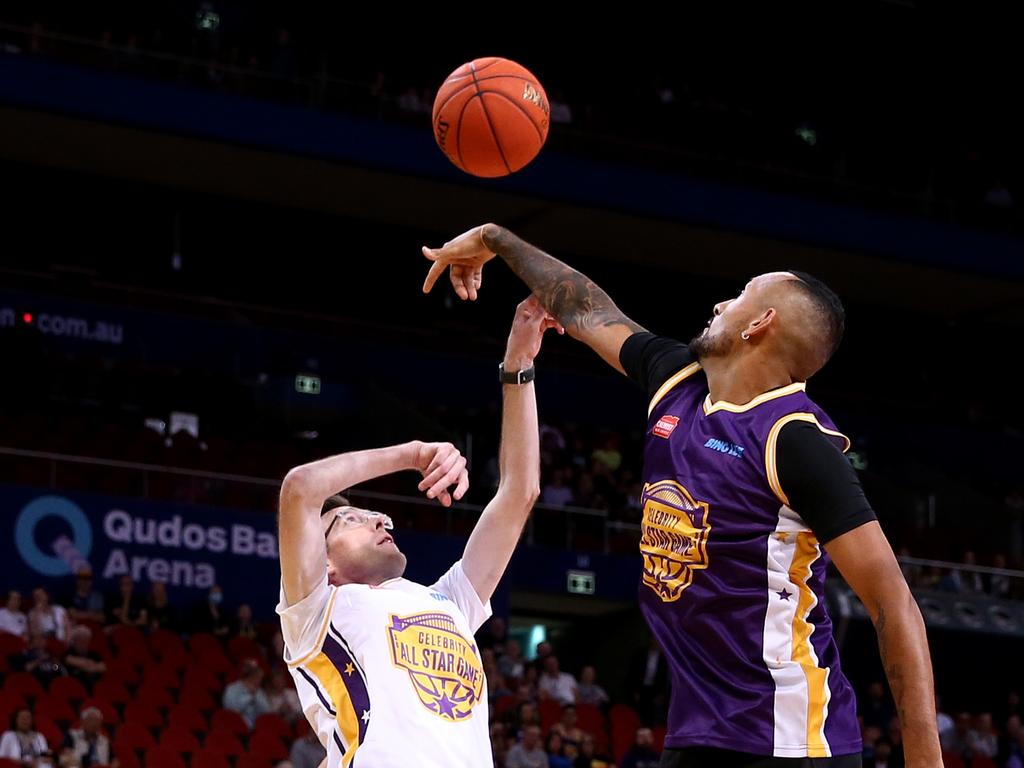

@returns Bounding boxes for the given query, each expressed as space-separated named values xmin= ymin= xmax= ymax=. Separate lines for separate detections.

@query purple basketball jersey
xmin=639 ymin=363 xmax=861 ymax=758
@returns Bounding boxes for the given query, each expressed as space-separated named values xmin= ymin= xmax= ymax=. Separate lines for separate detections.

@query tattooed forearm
xmin=872 ymin=591 xmax=941 ymax=767
xmin=482 ymin=225 xmax=644 ymax=335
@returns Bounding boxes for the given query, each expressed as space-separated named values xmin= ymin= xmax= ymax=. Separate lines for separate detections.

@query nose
xmin=713 ymin=300 xmax=729 ymax=316
xmin=372 ymin=517 xmax=384 ymax=530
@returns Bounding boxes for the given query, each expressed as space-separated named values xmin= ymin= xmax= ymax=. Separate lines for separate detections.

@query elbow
xmin=279 ymin=467 xmax=312 ymax=507
xmin=499 ymin=482 xmax=540 ymax=511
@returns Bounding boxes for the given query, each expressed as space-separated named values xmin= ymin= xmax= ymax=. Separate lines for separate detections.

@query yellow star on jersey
xmin=344 ymin=663 xmax=354 ymax=677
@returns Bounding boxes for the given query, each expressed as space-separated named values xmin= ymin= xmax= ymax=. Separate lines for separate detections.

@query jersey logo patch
xmin=703 ymin=437 xmax=745 ymax=458
xmin=387 ymin=612 xmax=484 ymax=722
xmin=430 ymin=592 xmax=451 ymax=603
xmin=639 ymin=480 xmax=712 ymax=602
xmin=652 ymin=415 xmax=680 ymax=439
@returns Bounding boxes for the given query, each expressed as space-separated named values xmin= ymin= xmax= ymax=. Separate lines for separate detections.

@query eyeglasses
xmin=325 ymin=508 xmax=394 ymax=538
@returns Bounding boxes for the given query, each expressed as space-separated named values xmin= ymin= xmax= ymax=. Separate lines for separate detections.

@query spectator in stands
xmin=967 ymin=712 xmax=998 ymax=759
xmin=506 ymin=724 xmax=546 ymax=768
xmin=145 ymin=580 xmax=177 ymax=631
xmin=223 ymin=658 xmax=272 ymax=727
xmin=551 ymin=704 xmax=585 ymax=749
xmin=63 ymin=625 xmax=106 ymax=688
xmin=288 ymin=728 xmax=325 ymax=768
xmin=105 ymin=575 xmax=147 ymax=627
xmin=575 ymin=665 xmax=609 ymax=708
xmin=861 ymin=681 xmax=896 ymax=730
xmin=539 ymin=656 xmax=577 ymax=706
xmin=22 ymin=631 xmax=66 ymax=687
xmin=232 ymin=602 xmax=258 ymax=640
xmin=531 ymin=641 xmax=554 ymax=674
xmin=541 ymin=469 xmax=576 ymax=507
xmin=478 ymin=616 xmax=508 ymax=654
xmin=1007 ymin=718 xmax=1024 ymax=768
xmin=960 ymin=551 xmax=986 ymax=593
xmin=936 ymin=694 xmax=955 ymax=748
xmin=193 ymin=584 xmax=230 ymax=637
xmin=491 ymin=721 xmax=510 ymax=767
xmin=0 ymin=590 xmax=28 ymax=640
xmin=991 ymin=553 xmax=1012 ymax=598
xmin=546 ymin=732 xmax=571 ymax=768
xmin=505 ymin=701 xmax=540 ymax=740
xmin=28 ymin=587 xmax=68 ymax=642
xmin=60 ymin=705 xmax=109 ymax=767
xmin=867 ymin=737 xmax=895 ymax=768
xmin=627 ymin=636 xmax=669 ymax=726
xmin=0 ymin=708 xmax=49 ymax=765
xmin=591 ymin=434 xmax=622 ymax=474
xmin=499 ymin=639 xmax=525 ymax=681
xmin=264 ymin=668 xmax=301 ymax=723
xmin=488 ymin=671 xmax=514 ymax=704
xmin=944 ymin=712 xmax=973 ymax=762
xmin=66 ymin=569 xmax=104 ymax=625
xmin=620 ymin=727 xmax=660 ymax=768
xmin=573 ymin=733 xmax=612 ymax=768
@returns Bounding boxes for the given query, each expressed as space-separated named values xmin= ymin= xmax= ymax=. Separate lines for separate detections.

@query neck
xmin=700 ymin=352 xmax=795 ymax=406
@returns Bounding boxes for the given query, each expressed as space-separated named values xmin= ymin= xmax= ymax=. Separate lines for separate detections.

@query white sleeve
xmin=430 ymin=559 xmax=492 ymax=633
xmin=275 ymin=576 xmax=334 ymax=664
xmin=0 ymin=732 xmax=17 ymax=759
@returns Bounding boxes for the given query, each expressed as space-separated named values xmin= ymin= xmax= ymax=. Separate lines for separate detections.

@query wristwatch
xmin=498 ymin=362 xmax=536 ymax=385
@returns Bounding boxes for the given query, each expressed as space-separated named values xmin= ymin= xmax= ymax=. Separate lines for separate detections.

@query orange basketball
xmin=432 ymin=57 xmax=550 ymax=178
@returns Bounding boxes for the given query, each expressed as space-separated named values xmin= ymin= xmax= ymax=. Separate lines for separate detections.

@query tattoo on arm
xmin=876 ymin=602 xmax=907 ymax=725
xmin=484 ymin=227 xmax=644 ymax=335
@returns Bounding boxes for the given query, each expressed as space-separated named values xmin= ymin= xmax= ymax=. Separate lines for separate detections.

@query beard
xmin=688 ymin=326 xmax=731 ymax=360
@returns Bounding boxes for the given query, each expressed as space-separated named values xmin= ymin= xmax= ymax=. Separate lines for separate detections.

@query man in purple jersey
xmin=422 ymin=225 xmax=941 ymax=768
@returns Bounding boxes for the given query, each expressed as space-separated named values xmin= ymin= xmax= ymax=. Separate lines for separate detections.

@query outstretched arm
xmin=278 ymin=441 xmax=469 ymax=606
xmin=461 ymin=296 xmax=560 ymax=603
xmin=423 ymin=224 xmax=644 ymax=373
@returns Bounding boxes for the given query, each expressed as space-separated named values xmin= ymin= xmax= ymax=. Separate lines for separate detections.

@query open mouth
xmin=377 ymin=535 xmax=394 ymax=547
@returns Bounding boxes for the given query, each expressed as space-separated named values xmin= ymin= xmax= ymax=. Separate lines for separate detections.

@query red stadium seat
xmin=253 ymin=713 xmax=291 ymax=740
xmin=575 ymin=702 xmax=606 ymax=738
xmin=179 ymin=686 xmax=217 ymax=712
xmin=113 ymin=722 xmax=158 ymax=753
xmin=0 ymin=690 xmax=27 ymax=719
xmin=971 ymin=758 xmax=997 ymax=768
xmin=104 ymin=657 xmax=141 ymax=686
xmin=112 ymin=744 xmax=141 ymax=768
xmin=941 ymin=753 xmax=966 ymax=768
xmin=34 ymin=694 xmax=77 ymax=726
xmin=493 ymin=694 xmax=518 ymax=718
xmin=168 ymin=705 xmax=209 ymax=735
xmin=123 ymin=702 xmax=165 ymax=730
xmin=236 ymin=755 xmax=274 ymax=768
xmin=49 ymin=676 xmax=89 ymax=705
xmin=93 ymin=677 xmax=131 ymax=705
xmin=203 ymin=729 xmax=246 ymax=757
xmin=248 ymin=731 xmax=289 ymax=762
xmin=144 ymin=746 xmax=187 ymax=768
xmin=192 ymin=752 xmax=232 ymax=768
xmin=4 ymin=672 xmax=45 ymax=701
xmin=109 ymin=625 xmax=150 ymax=666
xmin=44 ymin=636 xmax=67 ymax=659
xmin=228 ymin=636 xmax=265 ymax=665
xmin=609 ymin=703 xmax=642 ymax=764
xmin=135 ymin=686 xmax=175 ymax=712
xmin=184 ymin=666 xmax=223 ymax=694
xmin=0 ymin=632 xmax=27 ymax=660
xmin=189 ymin=633 xmax=223 ymax=657
xmin=651 ymin=725 xmax=666 ymax=753
xmin=210 ymin=708 xmax=249 ymax=736
xmin=143 ymin=662 xmax=182 ymax=690
xmin=0 ymin=758 xmax=25 ymax=768
xmin=538 ymin=698 xmax=563 ymax=733
xmin=159 ymin=726 xmax=202 ymax=756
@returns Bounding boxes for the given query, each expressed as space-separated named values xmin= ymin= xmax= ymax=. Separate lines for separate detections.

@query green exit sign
xmin=295 ymin=375 xmax=321 ymax=395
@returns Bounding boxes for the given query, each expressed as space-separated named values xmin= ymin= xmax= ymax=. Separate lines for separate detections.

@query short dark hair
xmin=321 ymin=494 xmax=350 ymax=516
xmin=787 ymin=270 xmax=845 ymax=361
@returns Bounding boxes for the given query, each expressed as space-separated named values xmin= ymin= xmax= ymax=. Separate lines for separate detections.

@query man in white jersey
xmin=276 ymin=297 xmax=562 ymax=768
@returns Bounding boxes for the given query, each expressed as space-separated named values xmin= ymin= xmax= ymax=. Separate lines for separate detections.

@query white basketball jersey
xmin=277 ymin=560 xmax=492 ymax=767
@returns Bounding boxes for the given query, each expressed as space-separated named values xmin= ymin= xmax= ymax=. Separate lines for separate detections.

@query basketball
xmin=432 ymin=57 xmax=550 ymax=178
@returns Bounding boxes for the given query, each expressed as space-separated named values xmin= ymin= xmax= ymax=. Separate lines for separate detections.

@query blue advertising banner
xmin=3 ymin=485 xmax=641 ymax=622
xmin=4 ymin=485 xmax=282 ymax=617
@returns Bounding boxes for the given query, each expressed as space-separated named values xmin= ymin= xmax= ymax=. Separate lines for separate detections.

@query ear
xmin=744 ymin=307 xmax=777 ymax=339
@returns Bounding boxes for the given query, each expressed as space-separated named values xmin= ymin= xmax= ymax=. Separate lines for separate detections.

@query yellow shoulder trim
xmin=287 ymin=586 xmax=339 ymax=668
xmin=647 ymin=362 xmax=703 ymax=417
xmin=765 ymin=413 xmax=852 ymax=507
xmin=703 ymin=382 xmax=806 ymax=415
